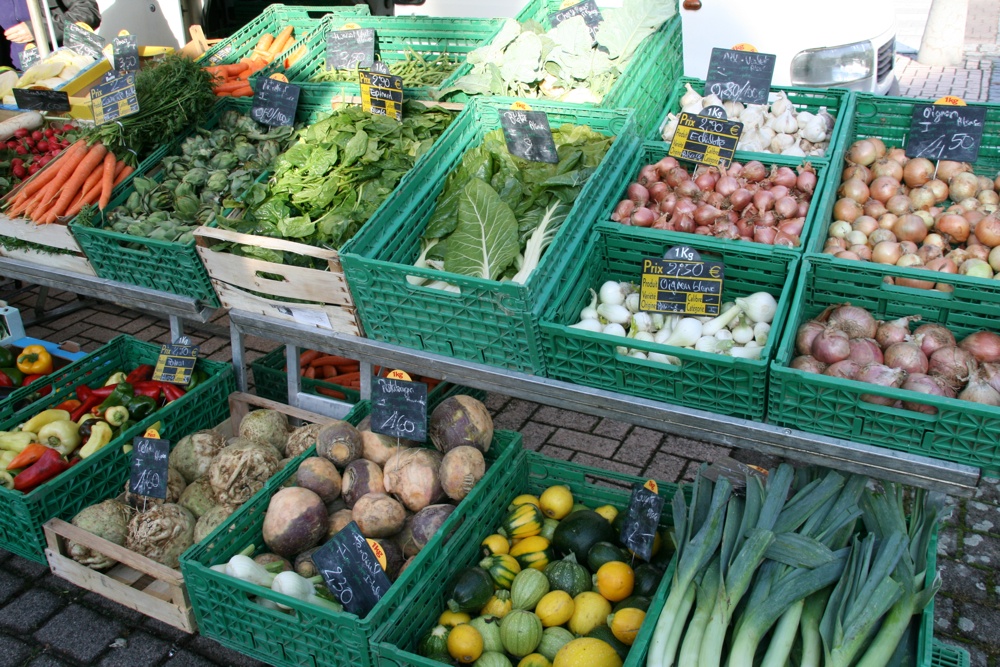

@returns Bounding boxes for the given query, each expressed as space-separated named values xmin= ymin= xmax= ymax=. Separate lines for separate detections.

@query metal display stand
xmin=227 ymin=309 xmax=981 ymax=498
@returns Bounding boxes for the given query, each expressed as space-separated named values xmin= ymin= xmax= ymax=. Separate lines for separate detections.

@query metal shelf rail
xmin=227 ymin=309 xmax=981 ymax=498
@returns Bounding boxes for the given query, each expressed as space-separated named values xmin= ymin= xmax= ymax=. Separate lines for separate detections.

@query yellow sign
xmin=559 ymin=0 xmax=579 ymax=7
xmin=510 ymin=101 xmax=532 ymax=111
xmin=935 ymin=95 xmax=967 ymax=106
xmin=386 ymin=369 xmax=412 ymax=381
xmin=144 ymin=428 xmax=160 ymax=438
xmin=341 ymin=22 xmax=362 ymax=29
xmin=366 ymin=538 xmax=389 ymax=570
xmin=268 ymin=73 xmax=289 ymax=82
xmin=643 ymin=479 xmax=659 ymax=494
xmin=360 ymin=70 xmax=403 ymax=121
xmin=731 ymin=43 xmax=758 ymax=52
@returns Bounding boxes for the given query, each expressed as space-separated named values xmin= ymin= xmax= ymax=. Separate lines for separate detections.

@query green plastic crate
xmin=0 ymin=335 xmax=235 ymax=563
xmin=650 ymin=76 xmax=853 ymax=160
xmin=540 ymin=225 xmax=798 ymax=421
xmin=256 ymin=14 xmax=504 ymax=106
xmin=179 ymin=407 xmax=522 ymax=667
xmin=200 ymin=4 xmax=370 ymax=66
xmin=372 ymin=450 xmax=680 ymax=667
xmin=806 ymin=93 xmax=1000 ymax=289
xmin=341 ymin=98 xmax=640 ymax=374
xmin=931 ymin=641 xmax=971 ymax=667
xmin=769 ymin=257 xmax=1000 ymax=473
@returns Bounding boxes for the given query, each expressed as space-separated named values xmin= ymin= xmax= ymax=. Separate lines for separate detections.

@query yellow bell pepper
xmin=37 ymin=420 xmax=81 ymax=456
xmin=16 ymin=345 xmax=53 ymax=375
xmin=0 ymin=431 xmax=38 ymax=453
xmin=79 ymin=421 xmax=113 ymax=458
xmin=22 ymin=409 xmax=71 ymax=434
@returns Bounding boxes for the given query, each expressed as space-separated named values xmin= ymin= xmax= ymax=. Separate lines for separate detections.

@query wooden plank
xmin=195 ymin=225 xmax=340 ymax=261
xmin=0 ymin=215 xmax=84 ymax=252
xmin=227 ymin=391 xmax=337 ymax=428
xmin=0 ymin=247 xmax=95 ymax=275
xmin=107 ymin=564 xmax=146 ymax=587
xmin=209 ymin=280 xmax=363 ymax=335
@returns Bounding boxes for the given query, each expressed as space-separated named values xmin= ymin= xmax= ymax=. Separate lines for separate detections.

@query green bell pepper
xmin=0 ymin=347 xmax=14 ymax=368
xmin=98 ymin=382 xmax=134 ymax=411
xmin=0 ymin=367 xmax=24 ymax=386
xmin=124 ymin=395 xmax=157 ymax=422
xmin=186 ymin=369 xmax=208 ymax=392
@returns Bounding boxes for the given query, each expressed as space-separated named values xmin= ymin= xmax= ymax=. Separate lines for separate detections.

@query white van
xmin=393 ymin=0 xmax=898 ymax=95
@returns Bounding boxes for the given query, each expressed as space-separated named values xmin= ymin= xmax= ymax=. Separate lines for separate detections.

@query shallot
xmin=857 ymin=363 xmax=907 ymax=406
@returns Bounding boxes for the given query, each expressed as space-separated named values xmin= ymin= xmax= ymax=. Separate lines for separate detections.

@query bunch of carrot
xmin=205 ymin=26 xmax=309 ymax=98
xmin=4 ymin=140 xmax=133 ymax=224
xmin=292 ymin=350 xmax=441 ymax=399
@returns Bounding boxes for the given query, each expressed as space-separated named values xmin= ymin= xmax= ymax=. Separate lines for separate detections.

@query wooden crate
xmin=195 ymin=226 xmax=363 ymax=334
xmin=42 ymin=392 xmax=337 ymax=633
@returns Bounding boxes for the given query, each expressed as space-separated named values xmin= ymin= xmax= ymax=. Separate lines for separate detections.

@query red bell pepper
xmin=12 ymin=448 xmax=74 ymax=493
xmin=88 ymin=385 xmax=118 ymax=399
xmin=76 ymin=385 xmax=92 ymax=402
xmin=125 ymin=364 xmax=154 ymax=384
xmin=161 ymin=383 xmax=186 ymax=402
xmin=132 ymin=384 xmax=162 ymax=402
xmin=0 ymin=372 xmax=12 ymax=388
xmin=54 ymin=399 xmax=81 ymax=412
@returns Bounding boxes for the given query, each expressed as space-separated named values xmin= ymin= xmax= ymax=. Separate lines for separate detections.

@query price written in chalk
xmin=906 ymin=103 xmax=986 ymax=163
xmin=326 ymin=28 xmax=376 ymax=70
xmin=18 ymin=46 xmax=40 ymax=70
xmin=500 ymin=109 xmax=559 ymax=163
xmin=371 ymin=376 xmax=427 ymax=441
xmin=313 ymin=521 xmax=391 ymax=617
xmin=704 ymin=47 xmax=776 ymax=105
xmin=64 ymin=23 xmax=106 ymax=61
xmin=130 ymin=436 xmax=170 ymax=500
xmin=251 ymin=77 xmax=300 ymax=127
xmin=152 ymin=343 xmax=199 ymax=385
xmin=112 ymin=35 xmax=139 ymax=72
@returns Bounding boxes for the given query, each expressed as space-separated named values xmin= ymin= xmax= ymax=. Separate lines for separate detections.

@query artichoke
xmin=210 ymin=152 xmax=238 ymax=171
xmin=174 ymin=195 xmax=200 ymax=220
xmin=182 ymin=167 xmax=209 ymax=187
xmin=206 ymin=169 xmax=229 ymax=193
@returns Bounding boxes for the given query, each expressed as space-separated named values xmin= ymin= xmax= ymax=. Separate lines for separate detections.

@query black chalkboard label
xmin=371 ymin=377 xmax=428 ymax=441
xmin=639 ymin=246 xmax=725 ymax=316
xmin=12 ymin=88 xmax=71 ymax=112
xmin=64 ymin=23 xmax=107 ymax=61
xmin=113 ymin=35 xmax=139 ymax=73
xmin=550 ymin=0 xmax=603 ymax=39
xmin=668 ymin=111 xmax=742 ymax=169
xmin=251 ymin=77 xmax=300 ymax=127
xmin=90 ymin=72 xmax=139 ymax=125
xmin=500 ymin=109 xmax=559 ymax=164
xmin=704 ymin=48 xmax=776 ymax=105
xmin=18 ymin=46 xmax=39 ymax=71
xmin=152 ymin=343 xmax=199 ymax=385
xmin=620 ymin=483 xmax=665 ymax=561
xmin=326 ymin=28 xmax=376 ymax=70
xmin=905 ymin=103 xmax=986 ymax=162
xmin=130 ymin=436 xmax=170 ymax=500
xmin=359 ymin=70 xmax=403 ymax=121
xmin=313 ymin=521 xmax=391 ymax=617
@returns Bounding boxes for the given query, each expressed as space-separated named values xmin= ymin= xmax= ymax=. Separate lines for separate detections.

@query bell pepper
xmin=0 ymin=450 xmax=16 ymax=469
xmin=55 ymin=399 xmax=81 ymax=412
xmin=0 ymin=372 xmax=12 ymax=388
xmin=126 ymin=364 xmax=154 ymax=384
xmin=23 ymin=375 xmax=51 ymax=395
xmin=37 ymin=420 xmax=81 ymax=456
xmin=96 ymin=382 xmax=134 ymax=413
xmin=103 ymin=405 xmax=129 ymax=427
xmin=12 ymin=448 xmax=74 ymax=493
xmin=162 ymin=383 xmax=186 ymax=402
xmin=0 ymin=431 xmax=38 ymax=453
xmin=0 ymin=367 xmax=24 ymax=386
xmin=22 ymin=409 xmax=71 ymax=434
xmin=7 ymin=443 xmax=50 ymax=470
xmin=0 ymin=346 xmax=14 ymax=368
xmin=104 ymin=371 xmax=128 ymax=386
xmin=0 ymin=470 xmax=12 ymax=489
xmin=131 ymin=384 xmax=162 ymax=402
xmin=76 ymin=385 xmax=93 ymax=402
xmin=125 ymin=395 xmax=157 ymax=422
xmin=16 ymin=345 xmax=52 ymax=375
xmin=88 ymin=385 xmax=119 ymax=399
xmin=78 ymin=417 xmax=103 ymax=440
xmin=79 ymin=421 xmax=113 ymax=458
xmin=71 ymin=395 xmax=102 ymax=423
xmin=187 ymin=368 xmax=208 ymax=391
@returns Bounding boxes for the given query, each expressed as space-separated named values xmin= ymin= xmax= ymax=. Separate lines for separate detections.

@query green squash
xmin=418 ymin=624 xmax=451 ymax=657
xmin=537 ymin=626 xmax=575 ymax=662
xmin=473 ymin=652 xmax=513 ymax=667
xmin=469 ymin=615 xmax=504 ymax=654
xmin=544 ymin=559 xmax=592 ymax=598
xmin=612 ymin=594 xmax=652 ymax=613
xmin=586 ymin=541 xmax=629 ymax=572
xmin=586 ymin=624 xmax=630 ymax=661
xmin=446 ymin=567 xmax=494 ymax=613
xmin=633 ymin=563 xmax=664 ymax=598
xmin=552 ymin=510 xmax=615 ymax=562
xmin=499 ymin=609 xmax=543 ymax=658
xmin=539 ymin=517 xmax=559 ymax=541
xmin=511 ymin=568 xmax=550 ymax=611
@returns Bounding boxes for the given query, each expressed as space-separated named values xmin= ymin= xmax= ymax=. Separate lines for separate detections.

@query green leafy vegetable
xmin=444 ymin=178 xmax=519 ymax=280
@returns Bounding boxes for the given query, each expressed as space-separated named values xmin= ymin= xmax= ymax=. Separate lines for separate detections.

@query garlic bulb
xmin=770 ymin=91 xmax=792 ymax=116
xmin=770 ymin=133 xmax=796 ymax=153
xmin=758 ymin=126 xmax=776 ymax=144
xmin=722 ymin=100 xmax=744 ymax=119
xmin=737 ymin=127 xmax=768 ymax=152
xmin=781 ymin=143 xmax=807 ymax=157
xmin=739 ymin=105 xmax=766 ymax=129
xmin=680 ymin=82 xmax=701 ymax=108
xmin=701 ymin=93 xmax=724 ymax=108
xmin=660 ymin=113 xmax=679 ymax=142
xmin=800 ymin=115 xmax=828 ymax=143
xmin=795 ymin=110 xmax=815 ymax=130
xmin=817 ymin=106 xmax=836 ymax=132
xmin=768 ymin=108 xmax=797 ymax=134
xmin=681 ymin=99 xmax=703 ymax=114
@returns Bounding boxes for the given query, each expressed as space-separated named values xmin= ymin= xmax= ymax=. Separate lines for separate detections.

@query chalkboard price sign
xmin=18 ymin=46 xmax=40 ymax=71
xmin=639 ymin=245 xmax=725 ymax=315
xmin=313 ymin=521 xmax=392 ymax=617
xmin=500 ymin=109 xmax=559 ymax=164
xmin=12 ymin=88 xmax=71 ymax=112
xmin=704 ymin=47 xmax=776 ymax=105
xmin=371 ymin=376 xmax=427 ymax=441
xmin=113 ymin=35 xmax=140 ymax=72
xmin=326 ymin=28 xmax=376 ymax=70
xmin=251 ymin=77 xmax=300 ymax=127
xmin=668 ymin=111 xmax=743 ymax=169
xmin=90 ymin=73 xmax=140 ymax=125
xmin=152 ymin=343 xmax=199 ymax=385
xmin=905 ymin=103 xmax=986 ymax=163
xmin=550 ymin=0 xmax=603 ymax=39
xmin=130 ymin=436 xmax=170 ymax=500
xmin=620 ymin=483 xmax=665 ymax=561
xmin=359 ymin=70 xmax=403 ymax=121
xmin=64 ymin=23 xmax=107 ymax=61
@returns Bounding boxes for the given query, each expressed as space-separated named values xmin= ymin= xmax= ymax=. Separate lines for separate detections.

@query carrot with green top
xmin=43 ymin=142 xmax=108 ymax=223
xmin=98 ymin=153 xmax=116 ymax=210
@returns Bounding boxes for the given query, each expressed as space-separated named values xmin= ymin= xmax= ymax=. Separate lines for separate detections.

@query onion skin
xmin=790 ymin=355 xmax=827 ymax=374
xmin=958 ymin=368 xmax=1000 ymax=406
xmin=824 ymin=359 xmax=862 ymax=380
xmin=901 ymin=374 xmax=954 ymax=414
xmin=848 ymin=338 xmax=884 ymax=365
xmin=980 ymin=362 xmax=1000 ymax=394
xmin=928 ymin=346 xmax=977 ymax=390
xmin=913 ymin=323 xmax=956 ymax=357
xmin=828 ymin=304 xmax=877 ymax=339
xmin=857 ymin=363 xmax=908 ymax=405
xmin=884 ymin=341 xmax=929 ymax=375
xmin=958 ymin=331 xmax=1000 ymax=363
xmin=902 ymin=158 xmax=934 ymax=188
xmin=811 ymin=327 xmax=852 ymax=364
xmin=876 ymin=316 xmax=918 ymax=349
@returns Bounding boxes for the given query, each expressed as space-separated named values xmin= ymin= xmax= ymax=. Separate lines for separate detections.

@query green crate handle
xmin=854 ymin=396 xmax=938 ymax=422
xmin=879 ymin=280 xmax=955 ymax=301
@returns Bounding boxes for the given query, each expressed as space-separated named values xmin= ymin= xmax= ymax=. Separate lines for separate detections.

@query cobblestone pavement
xmin=2 ymin=6 xmax=1000 ymax=665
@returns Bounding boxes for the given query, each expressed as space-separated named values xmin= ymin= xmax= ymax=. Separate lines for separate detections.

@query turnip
xmin=195 ymin=504 xmax=237 ymax=543
xmin=124 ymin=466 xmax=187 ymax=508
xmin=294 ymin=546 xmax=321 ymax=577
xmin=285 ymin=422 xmax=325 ymax=459
xmin=239 ymin=409 xmax=290 ymax=456
xmin=352 ymin=492 xmax=406 ymax=538
xmin=439 ymin=446 xmax=486 ymax=501
xmin=397 ymin=504 xmax=455 ymax=557
xmin=383 ymin=448 xmax=444 ymax=512
xmin=296 ymin=457 xmax=342 ymax=503
xmin=357 ymin=415 xmax=419 ymax=448
xmin=208 ymin=439 xmax=281 ymax=505
xmin=373 ymin=537 xmax=404 ymax=580
xmin=327 ymin=508 xmax=353 ymax=540
xmin=317 ymin=420 xmax=364 ymax=468
xmin=360 ymin=430 xmax=408 ymax=466
xmin=428 ymin=396 xmax=494 ymax=454
xmin=126 ymin=503 xmax=196 ymax=568
xmin=263 ymin=487 xmax=329 ymax=558
xmin=168 ymin=429 xmax=226 ymax=483
xmin=177 ymin=477 xmax=217 ymax=519
xmin=341 ymin=459 xmax=384 ymax=507
xmin=69 ymin=499 xmax=135 ymax=570
xmin=255 ymin=552 xmax=292 ymax=572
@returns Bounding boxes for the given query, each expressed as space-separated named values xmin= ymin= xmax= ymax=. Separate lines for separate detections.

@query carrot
xmin=64 ymin=176 xmax=103 ymax=219
xmin=303 ymin=366 xmax=316 ymax=379
xmin=266 ymin=26 xmax=294 ymax=59
xmin=254 ymin=33 xmax=274 ymax=53
xmin=112 ymin=165 xmax=133 ymax=187
xmin=315 ymin=387 xmax=347 ymax=400
xmin=18 ymin=140 xmax=85 ymax=201
xmin=230 ymin=86 xmax=254 ymax=98
xmin=205 ymin=62 xmax=247 ymax=77
xmin=98 ymin=153 xmax=116 ymax=210
xmin=212 ymin=80 xmax=251 ymax=93
xmin=45 ymin=142 xmax=108 ymax=222
xmin=327 ymin=371 xmax=361 ymax=386
xmin=299 ymin=350 xmax=322 ymax=366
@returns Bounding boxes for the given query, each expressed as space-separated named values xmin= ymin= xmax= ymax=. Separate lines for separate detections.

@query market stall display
xmin=0 ymin=48 xmax=111 ymax=111
xmin=0 ymin=335 xmax=87 ymax=420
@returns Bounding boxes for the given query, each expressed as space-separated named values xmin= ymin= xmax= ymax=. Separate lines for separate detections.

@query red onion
xmin=715 ymin=176 xmax=739 ymax=197
xmin=797 ymin=167 xmax=817 ymax=195
xmin=857 ymin=363 xmax=907 ymax=405
xmin=711 ymin=220 xmax=740 ymax=239
xmin=824 ymin=359 xmax=862 ymax=379
xmin=875 ymin=315 xmax=919 ymax=349
xmin=958 ymin=368 xmax=1000 ymax=406
xmin=665 ymin=167 xmax=689 ymax=188
xmin=727 ymin=162 xmax=743 ymax=178
xmin=774 ymin=196 xmax=799 ymax=219
xmin=778 ymin=217 xmax=805 ymax=237
xmin=653 ymin=216 xmax=675 ymax=231
xmin=790 ymin=355 xmax=827 ymax=374
xmin=648 ymin=181 xmax=670 ymax=204
xmin=730 ymin=188 xmax=752 ymax=212
xmin=735 ymin=219 xmax=752 ymax=237
xmin=694 ymin=204 xmax=722 ymax=226
xmin=753 ymin=225 xmax=777 ymax=244
xmin=630 ymin=207 xmax=656 ymax=227
xmin=901 ymin=374 xmax=954 ymax=414
xmin=638 ymin=165 xmax=659 ymax=186
xmin=654 ymin=156 xmax=679 ymax=178
xmin=913 ymin=323 xmax=956 ymax=357
xmin=611 ymin=199 xmax=635 ymax=222
xmin=677 ymin=179 xmax=701 ymax=199
xmin=849 ymin=338 xmax=884 ymax=365
xmin=627 ymin=182 xmax=649 ymax=206
xmin=758 ymin=211 xmax=776 ymax=227
xmin=928 ymin=346 xmax=977 ymax=389
xmin=958 ymin=331 xmax=1000 ymax=363
xmin=694 ymin=226 xmax=711 ymax=235
xmin=675 ymin=215 xmax=696 ymax=233
xmin=659 ymin=193 xmax=677 ymax=215
xmin=769 ymin=185 xmax=790 ymax=200
xmin=742 ymin=161 xmax=766 ymax=183
xmin=695 ymin=171 xmax=717 ymax=192
xmin=811 ymin=327 xmax=851 ymax=364
xmin=797 ymin=200 xmax=810 ymax=218
xmin=753 ymin=190 xmax=775 ymax=212
xmin=771 ymin=166 xmax=797 ymax=189
xmin=827 ymin=304 xmax=877 ymax=339
xmin=884 ymin=342 xmax=929 ymax=374
xmin=703 ymin=191 xmax=726 ymax=209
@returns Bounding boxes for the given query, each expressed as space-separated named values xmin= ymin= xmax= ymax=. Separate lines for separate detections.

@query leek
xmin=798 ymin=587 xmax=832 ymax=667
xmin=677 ymin=560 xmax=720 ymax=667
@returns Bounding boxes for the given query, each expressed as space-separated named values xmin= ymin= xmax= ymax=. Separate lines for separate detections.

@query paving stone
xmin=82 ymin=325 xmax=124 ymax=343
xmin=941 ymin=560 xmax=992 ymax=603
xmin=45 ymin=310 xmax=92 ymax=330
xmin=532 ymin=406 xmax=600 ymax=431
xmin=35 ymin=604 xmax=124 ymax=663
xmin=492 ymin=398 xmax=538 ymax=431
xmin=0 ymin=589 xmax=65 ymax=634
xmin=133 ymin=326 xmax=168 ymax=343
xmin=962 ymin=532 xmax=1000 ymax=568
xmin=519 ymin=421 xmax=556 ymax=452
xmin=141 ymin=616 xmax=195 ymax=644
xmin=98 ymin=632 xmax=172 ymax=667
xmin=539 ymin=444 xmax=573 ymax=461
xmin=197 ymin=336 xmax=230 ymax=356
xmin=615 ymin=427 xmax=662 ymax=467
xmin=484 ymin=392 xmax=510 ymax=412
xmin=643 ymin=453 xmax=690 ymax=484
xmin=0 ymin=570 xmax=25 ymax=605
xmin=161 ymin=650 xmax=217 ymax=667
xmin=37 ymin=572 xmax=81 ymax=595
xmin=186 ymin=635 xmax=269 ymax=667
xmin=592 ymin=417 xmax=632 ymax=440
xmin=962 ymin=644 xmax=990 ymax=667
xmin=546 ymin=428 xmax=619 ymax=457
xmin=56 ymin=321 xmax=100 ymax=342
xmin=935 ymin=595 xmax=955 ymax=634
xmin=0 ymin=634 xmax=32 ymax=667
xmin=572 ymin=452 xmax=641 ymax=477
xmin=119 ymin=315 xmax=157 ymax=334
xmin=81 ymin=591 xmax=146 ymax=624
xmin=965 ymin=499 xmax=1000 ymax=534
xmin=659 ymin=435 xmax=730 ymax=463
xmin=86 ymin=312 xmax=133 ymax=329
xmin=26 ymin=654 xmax=70 ymax=667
